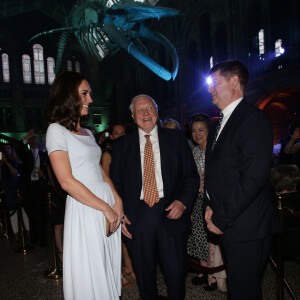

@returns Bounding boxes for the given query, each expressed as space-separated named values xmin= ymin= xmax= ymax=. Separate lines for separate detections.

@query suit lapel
xmin=208 ymin=99 xmax=246 ymax=159
xmin=131 ymin=132 xmax=143 ymax=192
xmin=158 ymin=128 xmax=169 ymax=196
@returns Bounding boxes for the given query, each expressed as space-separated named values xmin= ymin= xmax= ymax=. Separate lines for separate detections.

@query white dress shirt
xmin=31 ymin=148 xmax=40 ymax=181
xmin=138 ymin=125 xmax=164 ymax=200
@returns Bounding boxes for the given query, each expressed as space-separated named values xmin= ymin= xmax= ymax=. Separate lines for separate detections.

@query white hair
xmin=129 ymin=94 xmax=158 ymax=113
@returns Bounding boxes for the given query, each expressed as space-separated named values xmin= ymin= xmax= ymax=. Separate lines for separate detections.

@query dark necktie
xmin=212 ymin=112 xmax=224 ymax=150
xmin=143 ymin=135 xmax=159 ymax=207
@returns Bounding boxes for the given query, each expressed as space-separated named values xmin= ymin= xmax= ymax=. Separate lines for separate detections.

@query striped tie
xmin=143 ymin=135 xmax=159 ymax=207
xmin=212 ymin=112 xmax=224 ymax=150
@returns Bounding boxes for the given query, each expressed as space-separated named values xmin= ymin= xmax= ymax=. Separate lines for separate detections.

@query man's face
xmin=208 ymin=70 xmax=236 ymax=110
xmin=28 ymin=136 xmax=38 ymax=149
xmin=132 ymin=96 xmax=158 ymax=133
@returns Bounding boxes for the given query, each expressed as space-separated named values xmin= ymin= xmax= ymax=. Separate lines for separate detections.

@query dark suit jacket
xmin=204 ymin=99 xmax=280 ymax=241
xmin=110 ymin=127 xmax=199 ymax=235
xmin=18 ymin=143 xmax=49 ymax=198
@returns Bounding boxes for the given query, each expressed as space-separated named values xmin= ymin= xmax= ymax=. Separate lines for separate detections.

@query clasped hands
xmin=104 ymin=199 xmax=124 ymax=234
xmin=205 ymin=206 xmax=223 ymax=235
xmin=121 ymin=200 xmax=186 ymax=239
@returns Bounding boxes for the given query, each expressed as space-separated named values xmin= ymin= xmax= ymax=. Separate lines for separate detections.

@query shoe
xmin=204 ymin=281 xmax=218 ymax=291
xmin=192 ymin=274 xmax=207 ymax=285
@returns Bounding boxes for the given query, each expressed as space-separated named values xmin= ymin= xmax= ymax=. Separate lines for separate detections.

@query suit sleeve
xmin=177 ymin=132 xmax=199 ymax=212
xmin=110 ymin=138 xmax=123 ymax=197
xmin=212 ymin=111 xmax=273 ymax=231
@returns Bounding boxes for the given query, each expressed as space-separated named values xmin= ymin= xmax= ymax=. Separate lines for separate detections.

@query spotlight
xmin=206 ymin=76 xmax=212 ymax=85
xmin=280 ymin=47 xmax=285 ymax=54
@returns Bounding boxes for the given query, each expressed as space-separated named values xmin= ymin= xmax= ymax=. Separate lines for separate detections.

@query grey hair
xmin=129 ymin=94 xmax=158 ymax=113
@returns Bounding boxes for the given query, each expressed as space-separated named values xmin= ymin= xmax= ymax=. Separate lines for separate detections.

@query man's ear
xmin=230 ymin=75 xmax=239 ymax=89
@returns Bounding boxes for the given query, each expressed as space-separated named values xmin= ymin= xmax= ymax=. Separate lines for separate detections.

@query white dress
xmin=46 ymin=123 xmax=121 ymax=300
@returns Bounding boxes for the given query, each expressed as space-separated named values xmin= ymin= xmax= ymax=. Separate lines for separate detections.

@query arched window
xmin=75 ymin=61 xmax=80 ymax=73
xmin=67 ymin=59 xmax=72 ymax=71
xmin=47 ymin=57 xmax=55 ymax=84
xmin=66 ymin=59 xmax=81 ymax=73
xmin=275 ymin=39 xmax=284 ymax=57
xmin=33 ymin=44 xmax=45 ymax=84
xmin=210 ymin=56 xmax=214 ymax=69
xmin=2 ymin=53 xmax=10 ymax=83
xmin=258 ymin=29 xmax=265 ymax=57
xmin=22 ymin=54 xmax=32 ymax=84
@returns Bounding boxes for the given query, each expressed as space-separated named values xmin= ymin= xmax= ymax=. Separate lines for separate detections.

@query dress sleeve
xmin=46 ymin=123 xmax=68 ymax=155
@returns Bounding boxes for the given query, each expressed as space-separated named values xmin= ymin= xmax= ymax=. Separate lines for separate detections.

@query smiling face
xmin=191 ymin=121 xmax=209 ymax=149
xmin=208 ymin=70 xmax=237 ymax=110
xmin=79 ymin=80 xmax=93 ymax=116
xmin=132 ymin=96 xmax=158 ymax=133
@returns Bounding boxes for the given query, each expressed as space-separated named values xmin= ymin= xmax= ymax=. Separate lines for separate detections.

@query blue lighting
xmin=206 ymin=76 xmax=212 ymax=85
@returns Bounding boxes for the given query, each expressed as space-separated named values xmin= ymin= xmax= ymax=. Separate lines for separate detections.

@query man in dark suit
xmin=110 ymin=95 xmax=199 ymax=300
xmin=204 ymin=60 xmax=280 ymax=300
xmin=19 ymin=129 xmax=49 ymax=245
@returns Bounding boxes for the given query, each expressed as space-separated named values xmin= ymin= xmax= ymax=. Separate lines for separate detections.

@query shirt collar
xmin=221 ymin=97 xmax=243 ymax=117
xmin=138 ymin=125 xmax=158 ymax=140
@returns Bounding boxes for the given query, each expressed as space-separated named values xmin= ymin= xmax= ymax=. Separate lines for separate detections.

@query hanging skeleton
xmin=30 ymin=0 xmax=180 ymax=81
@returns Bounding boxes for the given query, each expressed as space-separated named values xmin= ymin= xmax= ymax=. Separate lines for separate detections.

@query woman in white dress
xmin=46 ymin=71 xmax=123 ymax=300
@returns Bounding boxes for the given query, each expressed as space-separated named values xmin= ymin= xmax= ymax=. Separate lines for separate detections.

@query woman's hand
xmin=104 ymin=205 xmax=119 ymax=233
xmin=112 ymin=198 xmax=124 ymax=229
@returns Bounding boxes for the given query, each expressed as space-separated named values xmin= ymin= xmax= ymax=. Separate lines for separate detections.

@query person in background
xmin=101 ymin=123 xmax=137 ymax=288
xmin=47 ymin=163 xmax=66 ymax=265
xmin=278 ymin=121 xmax=300 ymax=165
xmin=46 ymin=71 xmax=123 ymax=299
xmin=204 ymin=59 xmax=280 ymax=300
xmin=284 ymin=124 xmax=300 ymax=170
xmin=19 ymin=130 xmax=49 ymax=246
xmin=270 ymin=164 xmax=300 ymax=258
xmin=0 ymin=144 xmax=30 ymax=243
xmin=163 ymin=118 xmax=181 ymax=130
xmin=187 ymin=114 xmax=210 ymax=285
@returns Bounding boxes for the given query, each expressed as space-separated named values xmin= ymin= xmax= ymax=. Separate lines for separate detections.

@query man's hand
xmin=207 ymin=220 xmax=223 ymax=235
xmin=165 ymin=200 xmax=185 ymax=219
xmin=24 ymin=129 xmax=35 ymax=142
xmin=205 ymin=206 xmax=213 ymax=223
xmin=121 ymin=215 xmax=132 ymax=239
xmin=37 ymin=169 xmax=44 ymax=178
xmin=205 ymin=206 xmax=223 ymax=235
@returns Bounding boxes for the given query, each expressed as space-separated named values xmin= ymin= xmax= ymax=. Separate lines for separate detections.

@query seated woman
xmin=0 ymin=144 xmax=30 ymax=243
xmin=270 ymin=164 xmax=300 ymax=258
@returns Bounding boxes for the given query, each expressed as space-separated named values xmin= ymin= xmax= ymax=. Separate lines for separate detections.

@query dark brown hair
xmin=270 ymin=165 xmax=300 ymax=193
xmin=189 ymin=113 xmax=211 ymax=131
xmin=209 ymin=59 xmax=249 ymax=93
xmin=47 ymin=71 xmax=88 ymax=132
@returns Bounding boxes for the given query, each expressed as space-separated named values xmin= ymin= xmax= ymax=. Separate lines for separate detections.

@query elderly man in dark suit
xmin=110 ymin=94 xmax=199 ymax=300
xmin=204 ymin=60 xmax=280 ymax=300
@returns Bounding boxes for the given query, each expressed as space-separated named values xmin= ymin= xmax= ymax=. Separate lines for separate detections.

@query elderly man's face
xmin=132 ymin=96 xmax=158 ymax=133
